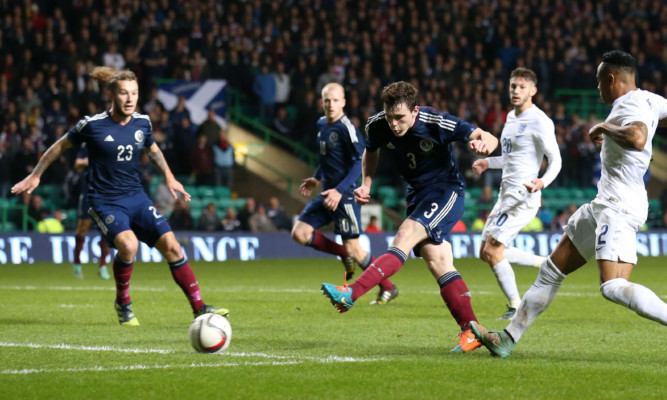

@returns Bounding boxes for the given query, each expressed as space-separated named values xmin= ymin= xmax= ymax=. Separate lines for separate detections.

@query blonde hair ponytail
xmin=90 ymin=67 xmax=137 ymax=92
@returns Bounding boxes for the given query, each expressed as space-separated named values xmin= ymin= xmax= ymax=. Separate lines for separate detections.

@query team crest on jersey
xmin=329 ymin=132 xmax=339 ymax=144
xmin=105 ymin=215 xmax=115 ymax=224
xmin=518 ymin=124 xmax=527 ymax=134
xmin=134 ymin=130 xmax=144 ymax=143
xmin=419 ymin=139 xmax=434 ymax=153
xmin=386 ymin=142 xmax=395 ymax=149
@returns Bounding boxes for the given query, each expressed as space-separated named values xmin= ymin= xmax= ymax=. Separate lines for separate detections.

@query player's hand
xmin=299 ymin=177 xmax=319 ymax=197
xmin=472 ymin=159 xmax=489 ymax=175
xmin=354 ymin=185 xmax=371 ymax=205
xmin=167 ymin=178 xmax=191 ymax=201
xmin=321 ymin=188 xmax=342 ymax=211
xmin=524 ymin=179 xmax=544 ymax=193
xmin=11 ymin=174 xmax=40 ymax=195
xmin=589 ymin=123 xmax=606 ymax=146
xmin=469 ymin=139 xmax=491 ymax=155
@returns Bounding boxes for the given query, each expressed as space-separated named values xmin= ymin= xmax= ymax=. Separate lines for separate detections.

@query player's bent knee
xmin=115 ymin=240 xmax=139 ymax=259
xmin=600 ymin=278 xmax=627 ymax=303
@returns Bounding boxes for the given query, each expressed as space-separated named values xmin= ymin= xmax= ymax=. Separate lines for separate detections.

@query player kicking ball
xmin=321 ymin=81 xmax=498 ymax=352
xmin=471 ymin=51 xmax=667 ymax=357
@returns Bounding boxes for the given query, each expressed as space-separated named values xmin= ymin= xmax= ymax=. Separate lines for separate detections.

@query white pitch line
xmin=0 ymin=342 xmax=176 ymax=354
xmin=5 ymin=285 xmax=661 ymax=299
xmin=1 ymin=361 xmax=303 ymax=375
xmin=0 ymin=342 xmax=382 ymax=370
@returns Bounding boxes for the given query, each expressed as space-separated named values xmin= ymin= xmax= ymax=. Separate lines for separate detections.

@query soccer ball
xmin=189 ymin=313 xmax=232 ymax=354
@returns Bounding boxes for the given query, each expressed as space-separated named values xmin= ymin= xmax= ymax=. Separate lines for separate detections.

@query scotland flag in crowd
xmin=157 ymin=79 xmax=227 ymax=127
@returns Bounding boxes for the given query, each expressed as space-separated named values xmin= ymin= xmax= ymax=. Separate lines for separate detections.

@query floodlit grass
xmin=1 ymin=256 xmax=666 ymax=399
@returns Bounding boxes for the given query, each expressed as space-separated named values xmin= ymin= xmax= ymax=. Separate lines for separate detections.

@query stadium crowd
xmin=0 ymin=0 xmax=666 ymax=230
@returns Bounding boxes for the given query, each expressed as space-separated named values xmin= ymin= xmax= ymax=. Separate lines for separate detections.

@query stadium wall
xmin=1 ymin=230 xmax=667 ymax=264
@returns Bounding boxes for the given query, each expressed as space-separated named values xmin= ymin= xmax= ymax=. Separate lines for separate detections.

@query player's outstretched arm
xmin=12 ymin=135 xmax=73 ymax=195
xmin=589 ymin=121 xmax=647 ymax=151
xmin=468 ymin=128 xmax=498 ymax=156
xmin=146 ymin=143 xmax=191 ymax=201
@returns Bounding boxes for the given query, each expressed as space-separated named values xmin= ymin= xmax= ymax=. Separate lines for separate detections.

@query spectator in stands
xmin=266 ymin=196 xmax=291 ymax=231
xmin=222 ymin=207 xmax=241 ymax=232
xmin=551 ymin=209 xmax=569 ymax=231
xmin=661 ymin=188 xmax=667 ymax=227
xmin=169 ymin=197 xmax=194 ymax=231
xmin=273 ymin=61 xmax=291 ymax=108
xmin=198 ymin=202 xmax=222 ymax=232
xmin=27 ymin=194 xmax=45 ymax=230
xmin=365 ymin=215 xmax=383 ymax=233
xmin=197 ymin=108 xmax=224 ymax=148
xmin=169 ymin=96 xmax=191 ymax=126
xmin=11 ymin=137 xmax=38 ymax=184
xmin=253 ymin=64 xmax=277 ymax=122
xmin=249 ymin=203 xmax=276 ymax=232
xmin=189 ymin=134 xmax=215 ymax=187
xmin=272 ymin=106 xmax=295 ymax=140
xmin=238 ymin=197 xmax=257 ymax=231
xmin=37 ymin=209 xmax=65 ymax=234
xmin=212 ymin=128 xmax=234 ymax=188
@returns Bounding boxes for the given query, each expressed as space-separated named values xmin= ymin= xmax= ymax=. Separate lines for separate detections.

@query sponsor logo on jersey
xmin=134 ymin=130 xmax=145 ymax=143
xmin=518 ymin=123 xmax=527 ymax=134
xmin=386 ymin=142 xmax=395 ymax=149
xmin=105 ymin=215 xmax=115 ymax=224
xmin=419 ymin=139 xmax=434 ymax=152
xmin=104 ymin=135 xmax=114 ymax=142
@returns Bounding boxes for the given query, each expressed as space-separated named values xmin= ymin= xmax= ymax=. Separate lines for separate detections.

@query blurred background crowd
xmin=1 ymin=0 xmax=666 ymax=232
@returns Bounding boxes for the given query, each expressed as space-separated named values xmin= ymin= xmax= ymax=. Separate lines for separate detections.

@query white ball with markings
xmin=189 ymin=313 xmax=232 ymax=354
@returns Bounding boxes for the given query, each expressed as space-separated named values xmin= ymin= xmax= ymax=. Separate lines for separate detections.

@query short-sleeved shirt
xmin=364 ymin=106 xmax=476 ymax=193
xmin=67 ymin=110 xmax=154 ymax=202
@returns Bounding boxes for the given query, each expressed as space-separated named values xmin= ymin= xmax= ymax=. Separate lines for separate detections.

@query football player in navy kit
xmin=12 ymin=67 xmax=228 ymax=326
xmin=292 ymin=83 xmax=398 ymax=304
xmin=321 ymin=81 xmax=498 ymax=352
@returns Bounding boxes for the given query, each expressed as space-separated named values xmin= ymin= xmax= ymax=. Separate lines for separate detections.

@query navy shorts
xmin=298 ymin=191 xmax=362 ymax=240
xmin=406 ymin=185 xmax=463 ymax=244
xmin=88 ymin=191 xmax=172 ymax=247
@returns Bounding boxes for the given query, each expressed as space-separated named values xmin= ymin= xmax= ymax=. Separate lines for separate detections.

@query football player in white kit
xmin=471 ymin=50 xmax=667 ymax=357
xmin=472 ymin=67 xmax=562 ymax=320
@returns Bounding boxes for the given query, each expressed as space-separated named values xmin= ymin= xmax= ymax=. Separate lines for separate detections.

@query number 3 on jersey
xmin=117 ymin=145 xmax=133 ymax=161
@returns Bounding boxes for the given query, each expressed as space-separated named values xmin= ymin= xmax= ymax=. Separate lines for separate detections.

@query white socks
xmin=492 ymin=259 xmax=521 ymax=308
xmin=600 ymin=278 xmax=667 ymax=325
xmin=503 ymin=247 xmax=544 ymax=268
xmin=506 ymin=257 xmax=565 ymax=342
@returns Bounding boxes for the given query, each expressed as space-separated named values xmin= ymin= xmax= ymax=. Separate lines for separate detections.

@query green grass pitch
xmin=1 ymin=256 xmax=666 ymax=399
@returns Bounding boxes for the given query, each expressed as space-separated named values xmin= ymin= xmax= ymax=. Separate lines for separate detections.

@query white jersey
xmin=486 ymin=105 xmax=561 ymax=208
xmin=597 ymin=89 xmax=667 ymax=221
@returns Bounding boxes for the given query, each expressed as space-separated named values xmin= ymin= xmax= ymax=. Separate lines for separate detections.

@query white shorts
xmin=481 ymin=192 xmax=539 ymax=246
xmin=564 ymin=198 xmax=643 ymax=264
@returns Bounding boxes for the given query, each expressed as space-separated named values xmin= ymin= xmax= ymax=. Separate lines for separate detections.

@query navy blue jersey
xmin=313 ymin=115 xmax=364 ymax=193
xmin=67 ymin=111 xmax=154 ymax=201
xmin=365 ymin=107 xmax=476 ymax=191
